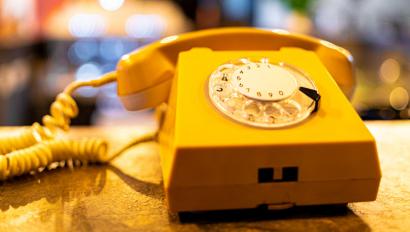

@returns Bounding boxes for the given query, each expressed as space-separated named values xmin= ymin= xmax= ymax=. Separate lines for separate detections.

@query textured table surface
xmin=0 ymin=121 xmax=409 ymax=232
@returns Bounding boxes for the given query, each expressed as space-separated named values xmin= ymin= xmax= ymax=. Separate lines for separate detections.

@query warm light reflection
xmin=319 ymin=40 xmax=353 ymax=62
xmin=389 ymin=87 xmax=409 ymax=110
xmin=271 ymin=29 xmax=290 ymax=35
xmin=380 ymin=58 xmax=400 ymax=83
xmin=160 ymin=35 xmax=178 ymax=44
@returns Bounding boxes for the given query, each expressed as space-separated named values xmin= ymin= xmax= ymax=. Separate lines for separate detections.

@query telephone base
xmin=158 ymin=49 xmax=381 ymax=213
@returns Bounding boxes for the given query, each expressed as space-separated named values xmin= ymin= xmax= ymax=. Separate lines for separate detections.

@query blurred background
xmin=0 ymin=0 xmax=409 ymax=126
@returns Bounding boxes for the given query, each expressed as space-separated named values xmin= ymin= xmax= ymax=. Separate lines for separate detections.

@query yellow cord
xmin=0 ymin=71 xmax=156 ymax=180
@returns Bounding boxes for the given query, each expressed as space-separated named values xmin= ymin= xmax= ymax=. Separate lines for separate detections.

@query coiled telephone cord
xmin=0 ymin=72 xmax=156 ymax=180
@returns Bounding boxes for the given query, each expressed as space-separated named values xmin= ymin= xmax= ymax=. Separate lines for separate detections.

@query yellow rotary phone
xmin=0 ymin=28 xmax=381 ymax=213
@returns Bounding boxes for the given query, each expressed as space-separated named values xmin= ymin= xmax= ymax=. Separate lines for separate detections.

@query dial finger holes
xmin=264 ymin=103 xmax=282 ymax=118
xmin=224 ymin=93 xmax=245 ymax=111
xmin=244 ymin=100 xmax=262 ymax=117
xmin=282 ymin=100 xmax=301 ymax=117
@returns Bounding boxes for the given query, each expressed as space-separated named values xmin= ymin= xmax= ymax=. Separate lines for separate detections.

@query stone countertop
xmin=0 ymin=121 xmax=409 ymax=231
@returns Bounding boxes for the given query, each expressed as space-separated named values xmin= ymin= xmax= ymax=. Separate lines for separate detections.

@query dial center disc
xmin=232 ymin=63 xmax=298 ymax=101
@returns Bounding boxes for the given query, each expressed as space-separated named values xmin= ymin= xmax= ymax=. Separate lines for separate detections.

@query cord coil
xmin=0 ymin=72 xmax=155 ymax=180
xmin=0 ymin=127 xmax=38 ymax=155
xmin=0 ymin=139 xmax=107 ymax=180
xmin=0 ymin=92 xmax=78 ymax=156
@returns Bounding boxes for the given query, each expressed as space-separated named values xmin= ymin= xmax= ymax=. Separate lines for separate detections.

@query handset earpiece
xmin=116 ymin=47 xmax=175 ymax=110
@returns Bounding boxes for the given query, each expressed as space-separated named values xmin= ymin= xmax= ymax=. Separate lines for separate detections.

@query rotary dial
xmin=208 ymin=57 xmax=320 ymax=128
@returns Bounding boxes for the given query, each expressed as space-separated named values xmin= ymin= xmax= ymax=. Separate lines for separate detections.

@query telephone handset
xmin=116 ymin=27 xmax=354 ymax=111
xmin=0 ymin=28 xmax=380 ymax=214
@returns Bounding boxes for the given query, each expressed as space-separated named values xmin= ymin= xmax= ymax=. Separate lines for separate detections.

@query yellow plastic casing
xmin=116 ymin=28 xmax=355 ymax=111
xmin=158 ymin=48 xmax=381 ymax=213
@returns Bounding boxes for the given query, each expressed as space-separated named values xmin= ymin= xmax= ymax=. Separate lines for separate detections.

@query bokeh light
xmin=125 ymin=14 xmax=165 ymax=39
xmin=379 ymin=58 xmax=401 ymax=84
xmin=75 ymin=63 xmax=102 ymax=97
xmin=389 ymin=87 xmax=409 ymax=110
xmin=98 ymin=0 xmax=124 ymax=11
xmin=99 ymin=39 xmax=125 ymax=61
xmin=69 ymin=14 xmax=106 ymax=38
xmin=254 ymin=0 xmax=288 ymax=29
xmin=68 ymin=40 xmax=99 ymax=64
